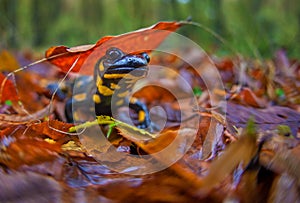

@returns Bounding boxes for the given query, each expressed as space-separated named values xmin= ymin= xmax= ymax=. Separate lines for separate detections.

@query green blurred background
xmin=0 ymin=0 xmax=299 ymax=58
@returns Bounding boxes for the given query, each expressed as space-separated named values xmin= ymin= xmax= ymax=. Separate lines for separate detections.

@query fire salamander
xmin=60 ymin=47 xmax=151 ymax=128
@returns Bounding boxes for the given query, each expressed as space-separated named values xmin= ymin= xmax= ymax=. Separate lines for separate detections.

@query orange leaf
xmin=1 ymin=138 xmax=61 ymax=169
xmin=0 ymin=50 xmax=20 ymax=72
xmin=30 ymin=120 xmax=73 ymax=140
xmin=45 ymin=21 xmax=184 ymax=75
xmin=0 ymin=123 xmax=64 ymax=169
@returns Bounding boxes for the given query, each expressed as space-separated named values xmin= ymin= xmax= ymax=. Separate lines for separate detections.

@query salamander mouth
xmin=106 ymin=66 xmax=148 ymax=77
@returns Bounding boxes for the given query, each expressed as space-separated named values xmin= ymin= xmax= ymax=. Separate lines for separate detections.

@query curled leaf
xmin=46 ymin=21 xmax=184 ymax=75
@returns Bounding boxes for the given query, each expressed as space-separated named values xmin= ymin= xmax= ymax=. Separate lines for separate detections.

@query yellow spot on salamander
xmin=110 ymin=83 xmax=120 ymax=89
xmin=116 ymin=99 xmax=124 ymax=106
xmin=104 ymin=73 xmax=127 ymax=79
xmin=117 ymin=90 xmax=129 ymax=98
xmin=98 ymin=61 xmax=105 ymax=72
xmin=73 ymin=111 xmax=80 ymax=121
xmin=93 ymin=94 xmax=101 ymax=104
xmin=96 ymin=75 xmax=103 ymax=86
xmin=98 ymin=85 xmax=114 ymax=96
xmin=73 ymin=93 xmax=87 ymax=102
xmin=138 ymin=110 xmax=146 ymax=123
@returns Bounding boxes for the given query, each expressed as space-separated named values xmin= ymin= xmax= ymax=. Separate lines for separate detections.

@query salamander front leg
xmin=65 ymin=98 xmax=74 ymax=123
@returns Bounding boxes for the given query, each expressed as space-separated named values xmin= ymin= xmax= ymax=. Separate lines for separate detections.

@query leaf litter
xmin=0 ymin=22 xmax=300 ymax=202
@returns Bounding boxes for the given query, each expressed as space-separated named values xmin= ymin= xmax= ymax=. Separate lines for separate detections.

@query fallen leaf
xmin=196 ymin=120 xmax=257 ymax=197
xmin=0 ymin=73 xmax=18 ymax=103
xmin=30 ymin=120 xmax=73 ymax=140
xmin=224 ymin=102 xmax=300 ymax=136
xmin=0 ymin=171 xmax=62 ymax=202
xmin=0 ymin=50 xmax=20 ymax=72
xmin=231 ymin=87 xmax=267 ymax=108
xmin=46 ymin=21 xmax=184 ymax=75
xmin=0 ymin=136 xmax=61 ymax=169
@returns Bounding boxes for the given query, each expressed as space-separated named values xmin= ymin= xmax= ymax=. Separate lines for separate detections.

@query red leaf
xmin=45 ymin=21 xmax=183 ymax=75
xmin=0 ymin=73 xmax=18 ymax=103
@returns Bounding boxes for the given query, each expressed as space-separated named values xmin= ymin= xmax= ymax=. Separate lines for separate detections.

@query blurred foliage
xmin=0 ymin=0 xmax=299 ymax=58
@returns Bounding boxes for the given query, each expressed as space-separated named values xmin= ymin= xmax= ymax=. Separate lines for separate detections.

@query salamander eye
xmin=142 ymin=53 xmax=150 ymax=63
xmin=106 ymin=48 xmax=123 ymax=61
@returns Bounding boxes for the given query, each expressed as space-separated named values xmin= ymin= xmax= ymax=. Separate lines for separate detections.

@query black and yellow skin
xmin=65 ymin=47 xmax=151 ymax=128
